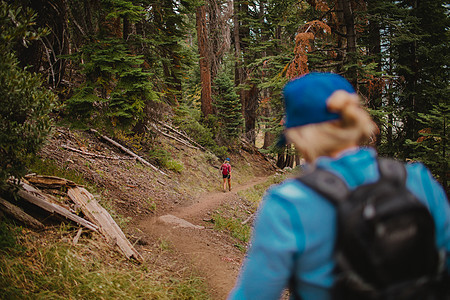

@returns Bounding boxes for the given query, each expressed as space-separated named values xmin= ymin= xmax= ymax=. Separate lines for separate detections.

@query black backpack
xmin=297 ymin=158 xmax=449 ymax=300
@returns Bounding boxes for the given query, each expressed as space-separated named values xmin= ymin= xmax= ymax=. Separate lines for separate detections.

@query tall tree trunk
xmin=243 ymin=84 xmax=258 ymax=143
xmin=233 ymin=0 xmax=258 ymax=144
xmin=208 ymin=0 xmax=220 ymax=80
xmin=263 ymin=131 xmax=275 ymax=149
xmin=208 ymin=0 xmax=232 ymax=101
xmin=276 ymin=147 xmax=286 ymax=169
xmin=442 ymin=116 xmax=447 ymax=193
xmin=387 ymin=40 xmax=394 ymax=156
xmin=295 ymin=154 xmax=300 ymax=168
xmin=339 ymin=0 xmax=357 ymax=87
xmin=400 ymin=0 xmax=418 ymax=159
xmin=123 ymin=16 xmax=131 ymax=41
xmin=368 ymin=0 xmax=382 ymax=147
xmin=233 ymin=0 xmax=244 ymax=95
xmin=196 ymin=5 xmax=213 ymax=117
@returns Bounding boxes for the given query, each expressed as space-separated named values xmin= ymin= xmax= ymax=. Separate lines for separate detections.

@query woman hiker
xmin=228 ymin=72 xmax=450 ymax=300
xmin=220 ymin=158 xmax=232 ymax=192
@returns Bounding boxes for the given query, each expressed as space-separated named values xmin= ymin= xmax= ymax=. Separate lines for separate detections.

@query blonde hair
xmin=284 ymin=90 xmax=378 ymax=163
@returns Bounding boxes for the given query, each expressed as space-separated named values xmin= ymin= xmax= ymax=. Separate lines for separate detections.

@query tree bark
xmin=263 ymin=130 xmax=275 ymax=149
xmin=196 ymin=5 xmax=214 ymax=117
xmin=339 ymin=0 xmax=357 ymax=87
xmin=0 ymin=197 xmax=44 ymax=229
xmin=123 ymin=16 xmax=131 ymax=41
xmin=368 ymin=0 xmax=382 ymax=147
xmin=233 ymin=0 xmax=258 ymax=144
xmin=233 ymin=0 xmax=243 ymax=88
xmin=243 ymin=83 xmax=259 ymax=143
xmin=276 ymin=146 xmax=286 ymax=168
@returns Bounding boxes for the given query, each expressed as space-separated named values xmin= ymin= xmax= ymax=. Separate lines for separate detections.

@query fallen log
xmin=18 ymin=182 xmax=99 ymax=233
xmin=61 ymin=145 xmax=135 ymax=160
xmin=149 ymin=124 xmax=199 ymax=150
xmin=90 ymin=129 xmax=168 ymax=177
xmin=156 ymin=120 xmax=207 ymax=151
xmin=68 ymin=186 xmax=144 ymax=262
xmin=24 ymin=174 xmax=77 ymax=188
xmin=0 ymin=196 xmax=44 ymax=229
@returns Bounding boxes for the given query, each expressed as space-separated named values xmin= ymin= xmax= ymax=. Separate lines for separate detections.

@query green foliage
xmin=238 ymin=172 xmax=288 ymax=210
xmin=144 ymin=145 xmax=183 ymax=172
xmin=146 ymin=145 xmax=172 ymax=166
xmin=0 ymin=2 xmax=56 ymax=184
xmin=65 ymin=39 xmax=158 ymax=127
xmin=362 ymin=0 xmax=449 ymax=187
xmin=164 ymin=159 xmax=184 ymax=173
xmin=212 ymin=211 xmax=251 ymax=244
xmin=406 ymin=101 xmax=449 ymax=190
xmin=233 ymin=0 xmax=305 ymax=153
xmin=0 ymin=220 xmax=25 ymax=256
xmin=174 ymin=103 xmax=228 ymax=158
xmin=102 ymin=0 xmax=144 ymax=22
xmin=213 ymin=72 xmax=243 ymax=144
xmin=0 ymin=2 xmax=47 ymax=49
xmin=29 ymin=158 xmax=90 ymax=188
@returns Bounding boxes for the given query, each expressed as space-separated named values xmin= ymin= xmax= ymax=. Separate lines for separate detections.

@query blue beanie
xmin=283 ymin=72 xmax=356 ymax=128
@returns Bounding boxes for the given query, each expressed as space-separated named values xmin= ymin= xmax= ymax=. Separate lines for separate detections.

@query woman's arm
xmin=229 ymin=190 xmax=304 ymax=299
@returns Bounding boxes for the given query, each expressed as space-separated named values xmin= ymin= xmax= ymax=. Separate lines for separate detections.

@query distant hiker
xmin=220 ymin=158 xmax=231 ymax=192
xmin=228 ymin=73 xmax=450 ymax=300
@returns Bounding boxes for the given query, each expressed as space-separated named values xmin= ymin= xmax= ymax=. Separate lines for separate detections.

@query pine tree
xmin=61 ymin=0 xmax=197 ymax=128
xmin=407 ymin=101 xmax=449 ymax=192
xmin=65 ymin=38 xmax=157 ymax=127
xmin=213 ymin=71 xmax=243 ymax=145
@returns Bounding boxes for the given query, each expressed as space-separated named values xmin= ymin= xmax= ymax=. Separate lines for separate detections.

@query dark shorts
xmin=223 ymin=174 xmax=231 ymax=179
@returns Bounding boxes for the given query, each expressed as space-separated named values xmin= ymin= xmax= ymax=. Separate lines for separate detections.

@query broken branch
xmin=24 ymin=174 xmax=77 ymax=188
xmin=156 ymin=121 xmax=207 ymax=151
xmin=90 ymin=129 xmax=168 ymax=177
xmin=62 ymin=145 xmax=135 ymax=160
xmin=149 ymin=124 xmax=199 ymax=150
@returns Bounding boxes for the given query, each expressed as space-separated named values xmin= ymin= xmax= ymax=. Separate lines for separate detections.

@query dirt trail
xmin=138 ymin=176 xmax=268 ymax=300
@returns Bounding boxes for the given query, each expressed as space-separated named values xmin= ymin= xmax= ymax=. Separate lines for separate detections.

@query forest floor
xmin=21 ymin=125 xmax=285 ymax=299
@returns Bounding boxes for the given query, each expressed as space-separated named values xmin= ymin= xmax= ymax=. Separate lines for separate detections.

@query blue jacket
xmin=229 ymin=148 xmax=450 ymax=300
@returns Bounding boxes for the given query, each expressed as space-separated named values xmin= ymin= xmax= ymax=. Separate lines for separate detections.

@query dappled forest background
xmin=1 ymin=0 xmax=448 ymax=190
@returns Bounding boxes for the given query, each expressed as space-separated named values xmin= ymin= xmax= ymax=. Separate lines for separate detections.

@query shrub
xmin=165 ymin=159 xmax=184 ymax=173
xmin=0 ymin=2 xmax=56 ymax=184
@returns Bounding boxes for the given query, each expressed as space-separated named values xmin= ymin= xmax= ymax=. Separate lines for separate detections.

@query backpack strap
xmin=297 ymin=168 xmax=349 ymax=205
xmin=297 ymin=158 xmax=407 ymax=205
xmin=377 ymin=158 xmax=407 ymax=185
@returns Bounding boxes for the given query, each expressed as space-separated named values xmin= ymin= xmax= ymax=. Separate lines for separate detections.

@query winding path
xmin=138 ymin=176 xmax=268 ymax=299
